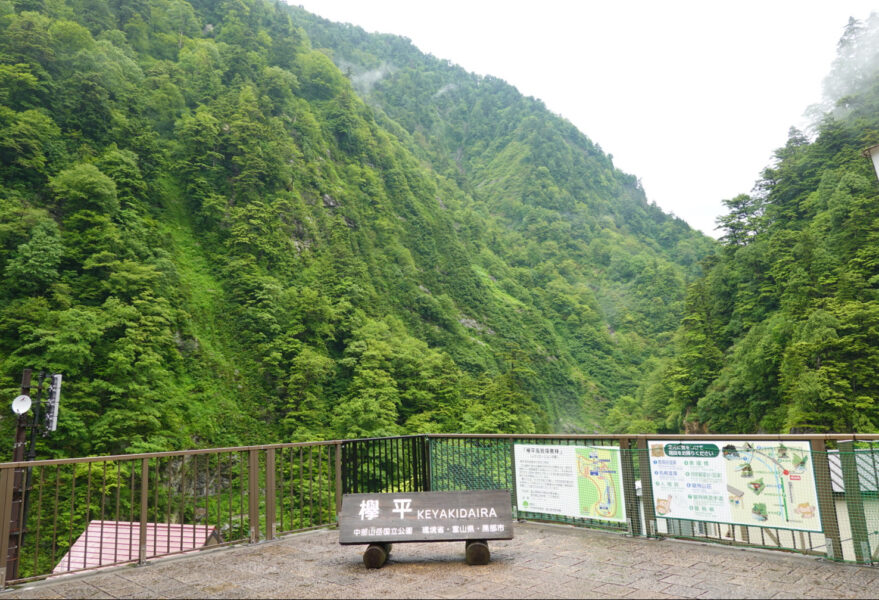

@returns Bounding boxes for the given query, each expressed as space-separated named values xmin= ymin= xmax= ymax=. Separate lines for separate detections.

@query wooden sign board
xmin=339 ymin=490 xmax=514 ymax=545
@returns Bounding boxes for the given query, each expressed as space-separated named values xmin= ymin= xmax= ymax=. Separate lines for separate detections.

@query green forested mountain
xmin=615 ymin=15 xmax=879 ymax=434
xmin=266 ymin=7 xmax=713 ymax=425
xmin=0 ymin=0 xmax=709 ymax=457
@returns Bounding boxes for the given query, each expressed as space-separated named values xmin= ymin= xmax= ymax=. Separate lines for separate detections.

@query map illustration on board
xmin=721 ymin=442 xmax=821 ymax=530
xmin=647 ymin=439 xmax=822 ymax=532
xmin=575 ymin=447 xmax=625 ymax=522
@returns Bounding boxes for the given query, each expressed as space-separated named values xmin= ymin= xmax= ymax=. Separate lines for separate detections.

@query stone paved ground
xmin=2 ymin=522 xmax=877 ymax=599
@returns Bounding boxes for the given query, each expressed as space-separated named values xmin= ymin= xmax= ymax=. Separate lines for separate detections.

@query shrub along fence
xmin=0 ymin=433 xmax=877 ymax=586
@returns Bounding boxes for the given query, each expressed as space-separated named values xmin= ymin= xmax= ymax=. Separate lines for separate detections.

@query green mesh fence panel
xmin=428 ymin=437 xmax=513 ymax=493
xmin=834 ymin=441 xmax=879 ymax=564
xmin=428 ymin=437 xmax=632 ymax=534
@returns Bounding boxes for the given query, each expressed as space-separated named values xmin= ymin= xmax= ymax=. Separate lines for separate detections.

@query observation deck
xmin=2 ymin=521 xmax=876 ymax=599
xmin=0 ymin=433 xmax=877 ymax=596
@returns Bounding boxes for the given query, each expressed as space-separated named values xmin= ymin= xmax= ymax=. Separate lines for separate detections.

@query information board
xmin=339 ymin=490 xmax=513 ymax=544
xmin=513 ymin=444 xmax=626 ymax=523
xmin=647 ymin=440 xmax=822 ymax=532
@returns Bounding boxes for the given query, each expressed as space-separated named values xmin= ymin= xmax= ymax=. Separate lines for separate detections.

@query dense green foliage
xmin=283 ymin=8 xmax=713 ymax=422
xmin=0 ymin=0 xmax=709 ymax=457
xmin=613 ymin=16 xmax=879 ymax=434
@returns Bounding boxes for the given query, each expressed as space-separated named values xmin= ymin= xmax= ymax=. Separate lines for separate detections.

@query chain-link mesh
xmin=428 ymin=437 xmax=632 ymax=533
xmin=428 ymin=437 xmax=513 ymax=493
xmin=832 ymin=441 xmax=879 ymax=564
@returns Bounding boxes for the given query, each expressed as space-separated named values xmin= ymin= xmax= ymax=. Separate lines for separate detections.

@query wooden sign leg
xmin=363 ymin=543 xmax=392 ymax=569
xmin=465 ymin=540 xmax=490 ymax=565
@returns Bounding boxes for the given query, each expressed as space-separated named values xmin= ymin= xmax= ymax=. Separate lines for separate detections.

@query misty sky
xmin=291 ymin=1 xmax=877 ymax=237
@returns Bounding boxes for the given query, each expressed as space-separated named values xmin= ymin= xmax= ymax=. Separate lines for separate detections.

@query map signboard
xmin=514 ymin=444 xmax=626 ymax=524
xmin=647 ymin=440 xmax=822 ymax=532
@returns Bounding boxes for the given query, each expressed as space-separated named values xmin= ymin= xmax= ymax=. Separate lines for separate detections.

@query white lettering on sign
xmin=358 ymin=499 xmax=380 ymax=520
xmin=415 ymin=507 xmax=499 ymax=520
xmin=392 ymin=498 xmax=413 ymax=519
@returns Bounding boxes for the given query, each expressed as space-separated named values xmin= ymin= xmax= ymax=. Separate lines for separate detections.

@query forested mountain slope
xmin=283 ymin=7 xmax=714 ymax=416
xmin=615 ymin=15 xmax=879 ymax=434
xmin=0 ymin=0 xmax=710 ymax=457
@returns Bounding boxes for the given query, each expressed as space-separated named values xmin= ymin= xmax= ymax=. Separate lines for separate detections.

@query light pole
xmin=6 ymin=370 xmax=62 ymax=581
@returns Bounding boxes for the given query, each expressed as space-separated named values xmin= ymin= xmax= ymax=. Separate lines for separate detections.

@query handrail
xmin=5 ymin=432 xmax=878 ymax=469
xmin=427 ymin=433 xmax=879 ymax=441
xmin=0 ymin=439 xmax=342 ymax=469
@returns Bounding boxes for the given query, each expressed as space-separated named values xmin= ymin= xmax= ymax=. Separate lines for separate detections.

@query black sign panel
xmin=339 ymin=490 xmax=514 ymax=545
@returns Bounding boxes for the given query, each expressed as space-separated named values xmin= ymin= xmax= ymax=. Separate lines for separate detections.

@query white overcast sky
xmin=292 ymin=1 xmax=877 ymax=237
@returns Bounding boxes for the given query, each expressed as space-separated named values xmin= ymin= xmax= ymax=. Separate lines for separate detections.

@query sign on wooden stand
xmin=339 ymin=490 xmax=513 ymax=568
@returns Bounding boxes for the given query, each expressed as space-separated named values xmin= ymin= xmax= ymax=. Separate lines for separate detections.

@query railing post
xmin=347 ymin=441 xmax=356 ymax=495
xmin=422 ymin=435 xmax=431 ymax=492
xmin=0 ymin=467 xmax=15 ymax=588
xmin=811 ymin=438 xmax=844 ymax=561
xmin=509 ymin=438 xmax=518 ymax=519
xmin=335 ymin=443 xmax=343 ymax=521
xmin=618 ymin=437 xmax=642 ymax=537
xmin=265 ymin=448 xmax=275 ymax=541
xmin=138 ymin=458 xmax=149 ymax=565
xmin=248 ymin=449 xmax=260 ymax=543
xmin=839 ymin=440 xmax=871 ymax=564
xmin=636 ymin=438 xmax=657 ymax=536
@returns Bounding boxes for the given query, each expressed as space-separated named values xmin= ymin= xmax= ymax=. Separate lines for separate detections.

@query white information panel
xmin=514 ymin=444 xmax=626 ymax=523
xmin=647 ymin=440 xmax=822 ymax=532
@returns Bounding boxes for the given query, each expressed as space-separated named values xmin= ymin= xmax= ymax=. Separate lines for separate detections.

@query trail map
xmin=514 ymin=444 xmax=626 ymax=523
xmin=574 ymin=447 xmax=626 ymax=522
xmin=648 ymin=440 xmax=822 ymax=532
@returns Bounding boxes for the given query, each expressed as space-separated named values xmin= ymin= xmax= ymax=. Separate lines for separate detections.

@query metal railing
xmin=0 ymin=441 xmax=340 ymax=586
xmin=1 ymin=433 xmax=878 ymax=586
xmin=340 ymin=435 xmax=430 ymax=495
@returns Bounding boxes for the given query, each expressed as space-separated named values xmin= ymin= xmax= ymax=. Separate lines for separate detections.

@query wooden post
xmin=138 ymin=459 xmax=149 ymax=565
xmin=636 ymin=438 xmax=658 ymax=536
xmin=363 ymin=542 xmax=391 ymax=569
xmin=465 ymin=539 xmax=490 ymax=565
xmin=618 ymin=437 xmax=642 ymax=537
xmin=335 ymin=443 xmax=343 ymax=521
xmin=248 ymin=450 xmax=260 ymax=543
xmin=811 ymin=438 xmax=843 ymax=561
xmin=265 ymin=448 xmax=275 ymax=541
xmin=0 ymin=468 xmax=15 ymax=588
xmin=839 ymin=440 xmax=871 ymax=564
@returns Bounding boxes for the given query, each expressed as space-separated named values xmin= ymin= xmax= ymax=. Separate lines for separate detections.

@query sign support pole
xmin=619 ymin=437 xmax=642 ymax=536
xmin=839 ymin=440 xmax=871 ymax=564
xmin=636 ymin=438 xmax=657 ymax=537
xmin=811 ymin=439 xmax=843 ymax=560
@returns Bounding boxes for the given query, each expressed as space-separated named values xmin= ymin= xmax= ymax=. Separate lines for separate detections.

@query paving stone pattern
xmin=2 ymin=522 xmax=877 ymax=599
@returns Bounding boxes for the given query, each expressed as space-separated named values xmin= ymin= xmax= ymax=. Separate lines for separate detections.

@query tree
xmin=717 ymin=194 xmax=762 ymax=248
xmin=3 ymin=218 xmax=63 ymax=296
xmin=49 ymin=163 xmax=118 ymax=215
